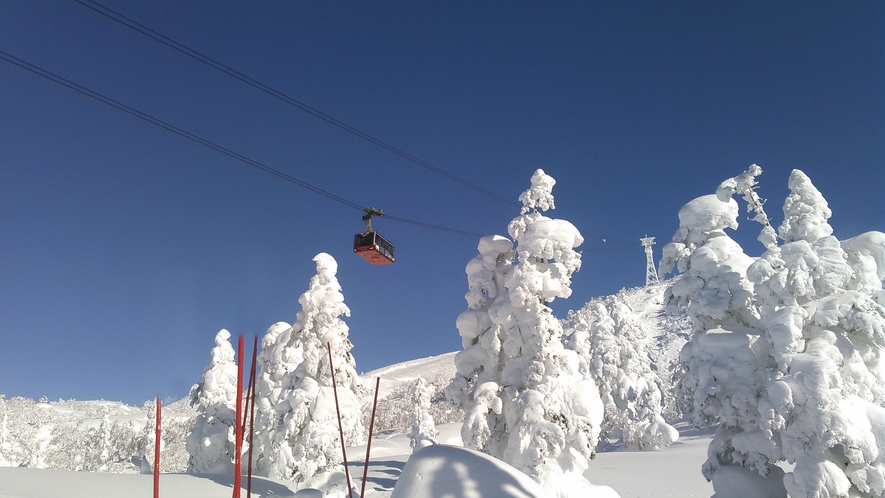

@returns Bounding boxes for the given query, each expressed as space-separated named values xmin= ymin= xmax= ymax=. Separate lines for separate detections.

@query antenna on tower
xmin=641 ymin=236 xmax=659 ymax=286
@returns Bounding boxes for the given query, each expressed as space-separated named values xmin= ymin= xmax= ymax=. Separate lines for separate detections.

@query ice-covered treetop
xmin=658 ymin=193 xmax=741 ymax=277
xmin=299 ymin=252 xmax=348 ymax=314
xmin=518 ymin=168 xmax=556 ymax=214
xmin=512 ymin=217 xmax=584 ymax=261
xmin=678 ymin=194 xmax=739 ymax=232
xmin=716 ymin=164 xmax=778 ymax=250
xmin=211 ymin=329 xmax=235 ymax=364
xmin=779 ymin=169 xmax=833 ymax=244
xmin=509 ymin=169 xmax=583 ymax=257
xmin=312 ymin=252 xmax=338 ymax=279
xmin=507 ymin=170 xmax=584 ymax=304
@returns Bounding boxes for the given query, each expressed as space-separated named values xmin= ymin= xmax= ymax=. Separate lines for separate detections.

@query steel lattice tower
xmin=641 ymin=236 xmax=659 ymax=286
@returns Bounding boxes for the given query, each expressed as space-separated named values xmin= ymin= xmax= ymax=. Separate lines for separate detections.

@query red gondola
xmin=354 ymin=208 xmax=395 ymax=265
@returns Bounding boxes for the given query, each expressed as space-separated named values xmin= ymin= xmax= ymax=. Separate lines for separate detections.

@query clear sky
xmin=2 ymin=1 xmax=883 ymax=406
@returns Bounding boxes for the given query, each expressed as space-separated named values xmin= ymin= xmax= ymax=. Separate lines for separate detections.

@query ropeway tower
xmin=641 ymin=236 xmax=659 ymax=286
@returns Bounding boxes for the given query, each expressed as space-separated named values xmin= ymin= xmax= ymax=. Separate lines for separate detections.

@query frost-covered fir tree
xmin=254 ymin=253 xmax=364 ymax=489
xmin=251 ymin=320 xmax=293 ymax=472
xmin=186 ymin=329 xmax=239 ymax=474
xmin=842 ymin=231 xmax=885 ymax=304
xmin=0 ymin=398 xmax=10 ymax=467
xmin=565 ymin=297 xmax=677 ymax=450
xmin=664 ymin=166 xmax=885 ymax=497
xmin=408 ymin=377 xmax=438 ymax=452
xmin=96 ymin=417 xmax=143 ymax=474
xmin=136 ymin=399 xmax=161 ymax=474
xmin=747 ymin=170 xmax=885 ymax=498
xmin=659 ymin=165 xmax=787 ymax=494
xmin=81 ymin=406 xmax=113 ymax=472
xmin=447 ymin=169 xmax=604 ymax=498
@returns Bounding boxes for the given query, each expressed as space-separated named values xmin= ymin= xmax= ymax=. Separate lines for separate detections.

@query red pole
xmin=360 ymin=377 xmax=381 ymax=498
xmin=246 ymin=335 xmax=258 ymax=498
xmin=154 ymin=394 xmax=161 ymax=498
xmin=233 ymin=335 xmax=245 ymax=498
xmin=327 ymin=342 xmax=354 ymax=498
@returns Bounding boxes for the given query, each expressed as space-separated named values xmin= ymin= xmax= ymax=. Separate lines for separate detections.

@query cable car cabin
xmin=354 ymin=231 xmax=395 ymax=265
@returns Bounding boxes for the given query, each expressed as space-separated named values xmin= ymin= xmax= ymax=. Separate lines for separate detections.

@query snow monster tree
xmin=408 ymin=377 xmax=438 ymax=452
xmin=564 ymin=297 xmax=678 ymax=450
xmin=447 ymin=169 xmax=604 ymax=498
xmin=253 ymin=253 xmax=364 ymax=490
xmin=748 ymin=170 xmax=885 ymax=498
xmin=663 ymin=166 xmax=885 ymax=498
xmin=186 ymin=329 xmax=239 ymax=474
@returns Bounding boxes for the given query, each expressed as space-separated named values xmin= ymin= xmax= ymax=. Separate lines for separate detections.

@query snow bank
xmin=391 ymin=444 xmax=620 ymax=498
xmin=711 ymin=463 xmax=787 ymax=498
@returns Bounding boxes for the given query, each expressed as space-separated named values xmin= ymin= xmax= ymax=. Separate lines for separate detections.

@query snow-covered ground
xmin=0 ymin=420 xmax=714 ymax=498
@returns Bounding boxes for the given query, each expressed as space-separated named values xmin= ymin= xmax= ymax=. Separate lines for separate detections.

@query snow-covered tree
xmin=251 ymin=320 xmax=294 ymax=473
xmin=96 ymin=408 xmax=112 ymax=471
xmin=101 ymin=419 xmax=142 ymax=473
xmin=842 ymin=231 xmax=885 ymax=303
xmin=565 ymin=296 xmax=677 ymax=450
xmin=44 ymin=422 xmax=86 ymax=471
xmin=2 ymin=396 xmax=53 ymax=468
xmin=0 ymin=398 xmax=11 ymax=467
xmin=447 ymin=169 xmax=604 ymax=498
xmin=186 ymin=329 xmax=239 ymax=474
xmin=136 ymin=399 xmax=161 ymax=474
xmin=68 ymin=406 xmax=115 ymax=472
xmin=665 ymin=166 xmax=885 ymax=497
xmin=716 ymin=163 xmax=778 ymax=251
xmin=408 ymin=377 xmax=438 ymax=451
xmin=659 ymin=166 xmax=786 ymax=494
xmin=747 ymin=170 xmax=885 ymax=498
xmin=254 ymin=253 xmax=364 ymax=489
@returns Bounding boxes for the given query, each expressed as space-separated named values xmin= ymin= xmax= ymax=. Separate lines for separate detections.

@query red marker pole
xmin=233 ymin=334 xmax=245 ymax=498
xmin=360 ymin=377 xmax=381 ymax=498
xmin=246 ymin=335 xmax=258 ymax=498
xmin=154 ymin=394 xmax=161 ymax=498
xmin=327 ymin=342 xmax=354 ymax=498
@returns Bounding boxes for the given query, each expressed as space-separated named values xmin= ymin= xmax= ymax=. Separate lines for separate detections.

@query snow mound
xmin=711 ymin=464 xmax=787 ymax=498
xmin=390 ymin=444 xmax=620 ymax=498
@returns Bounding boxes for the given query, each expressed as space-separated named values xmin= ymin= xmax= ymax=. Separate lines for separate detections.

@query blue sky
xmin=2 ymin=1 xmax=883 ymax=406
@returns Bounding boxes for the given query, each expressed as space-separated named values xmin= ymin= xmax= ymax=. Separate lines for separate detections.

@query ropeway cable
xmin=68 ymin=0 xmax=519 ymax=209
xmin=2 ymin=51 xmax=645 ymax=248
xmin=0 ymin=50 xmax=485 ymax=238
